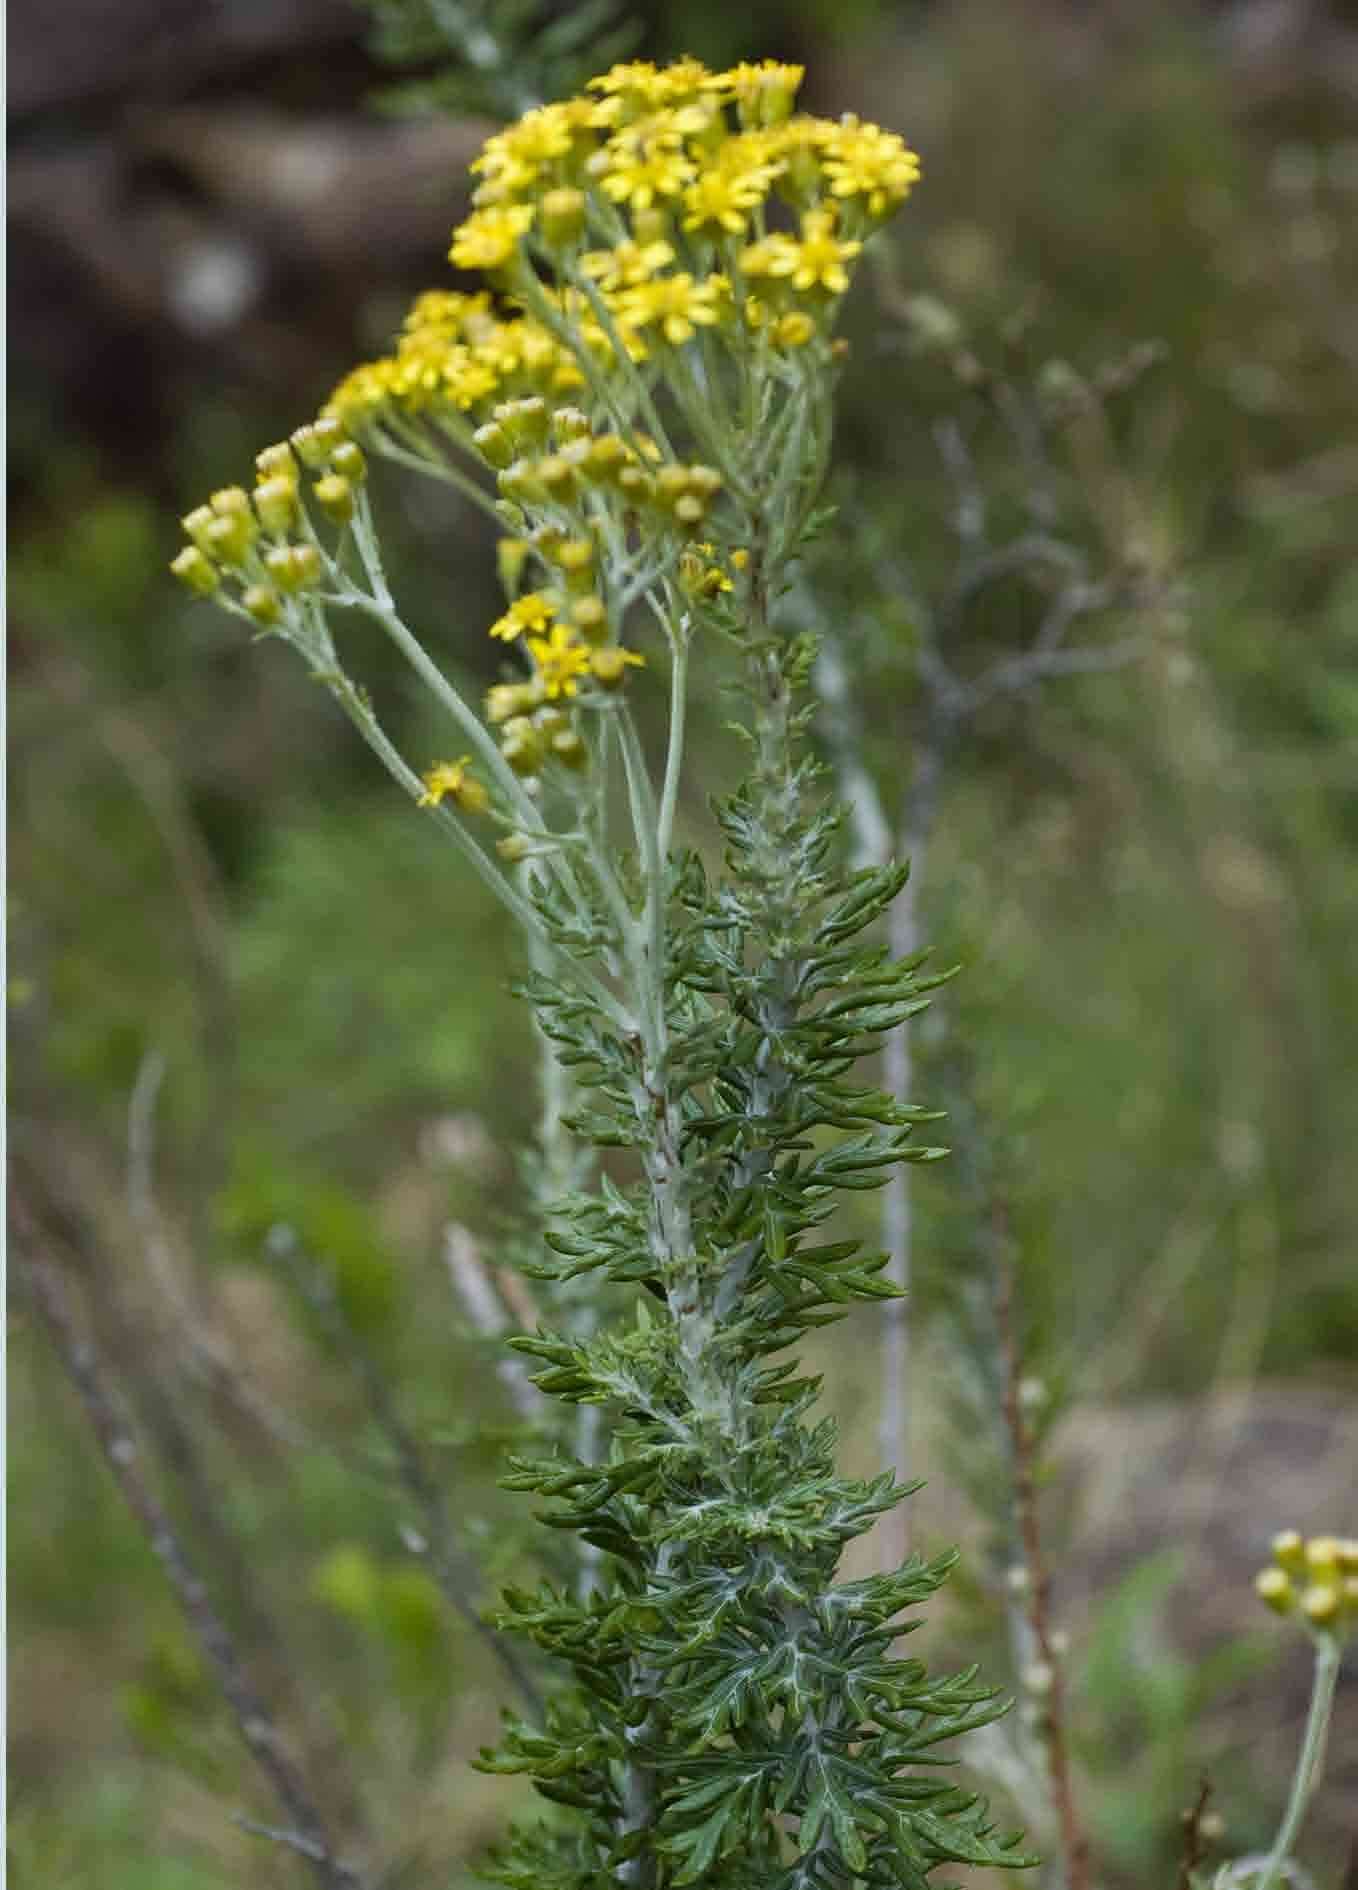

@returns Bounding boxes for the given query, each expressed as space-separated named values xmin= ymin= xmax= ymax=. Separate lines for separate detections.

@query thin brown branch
xmin=1175 ymin=1777 xmax=1214 ymax=1890
xmin=992 ymin=1201 xmax=1091 ymax=1890
xmin=14 ymin=1200 xmax=366 ymax=1890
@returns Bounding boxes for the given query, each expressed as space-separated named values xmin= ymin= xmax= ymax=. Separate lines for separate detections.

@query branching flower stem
xmin=1254 ymin=1634 xmax=1343 ymax=1890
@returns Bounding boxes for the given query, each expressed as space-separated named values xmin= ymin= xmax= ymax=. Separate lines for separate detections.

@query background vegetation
xmin=10 ymin=0 xmax=1357 ymax=1884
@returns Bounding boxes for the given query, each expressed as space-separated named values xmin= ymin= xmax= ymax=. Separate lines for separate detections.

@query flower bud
xmin=330 ymin=441 xmax=367 ymax=484
xmin=570 ymin=596 xmax=609 ymax=645
xmin=537 ymin=455 xmax=578 ymax=503
xmin=170 ymin=546 xmax=220 ymax=595
xmin=493 ymin=397 xmax=550 ymax=448
xmin=498 ymin=460 xmax=548 ymax=506
xmin=203 ymin=511 xmax=256 ymax=567
xmin=1272 ymin=1530 xmax=1306 ymax=1573
xmin=552 ymin=406 xmax=592 ymax=444
xmin=265 ymin=544 xmax=322 ymax=593
xmin=487 ymin=683 xmax=539 ymax=724
xmin=182 ymin=505 xmax=219 ymax=554
xmin=1301 ymin=1583 xmax=1341 ymax=1628
xmin=616 ymin=464 xmax=653 ymax=503
xmin=242 ymin=584 xmax=282 ymax=626
xmin=1306 ymin=1537 xmax=1341 ymax=1579
xmin=291 ymin=417 xmax=346 ymax=467
xmin=589 ymin=647 xmax=633 ymax=689
xmin=314 ymin=474 xmax=354 ymax=523
xmin=256 ymin=442 xmax=297 ymax=481
xmin=674 ymin=494 xmax=707 ymax=528
xmin=501 ymin=718 xmax=544 ymax=775
xmin=550 ymin=727 xmax=589 ymax=770
xmin=254 ymin=476 xmax=299 ymax=535
xmin=632 ymin=207 xmax=670 ymax=247
xmin=497 ymin=831 xmax=533 ymax=864
xmin=1254 ymin=1567 xmax=1295 ymax=1614
xmin=474 ymin=421 xmax=514 ymax=469
xmin=210 ymin=486 xmax=252 ymax=518
xmin=774 ymin=311 xmax=816 ymax=349
xmin=539 ymin=187 xmax=586 ymax=248
xmin=497 ymin=537 xmax=531 ymax=596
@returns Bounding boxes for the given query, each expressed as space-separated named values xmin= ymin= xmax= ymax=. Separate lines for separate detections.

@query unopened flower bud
xmin=550 ymin=728 xmax=588 ymax=770
xmin=498 ymin=460 xmax=547 ymax=505
xmin=474 ymin=422 xmax=514 ymax=468
xmin=587 ymin=434 xmax=629 ymax=480
xmin=1306 ymin=1537 xmax=1341 ymax=1578
xmin=675 ymin=493 xmax=706 ymax=527
xmin=330 ymin=441 xmax=366 ymax=484
xmin=256 ymin=442 xmax=297 ymax=481
xmin=1255 ymin=1567 xmax=1295 ymax=1614
xmin=589 ymin=647 xmax=631 ymax=689
xmin=242 ymin=584 xmax=282 ymax=626
xmin=291 ymin=417 xmax=346 ymax=467
xmin=170 ymin=545 xmax=220 ymax=594
xmin=203 ymin=511 xmax=255 ymax=567
xmin=501 ymin=719 xmax=544 ymax=775
xmin=497 ymin=831 xmax=533 ymax=864
xmin=774 ymin=311 xmax=816 ymax=349
xmin=570 ymin=596 xmax=609 ymax=645
xmin=552 ymin=406 xmax=592 ymax=443
xmin=1301 ymin=1583 xmax=1341 ymax=1628
xmin=182 ymin=505 xmax=218 ymax=554
xmin=494 ymin=396 xmax=550 ymax=448
xmin=537 ymin=454 xmax=577 ymax=502
xmin=1272 ymin=1531 xmax=1306 ymax=1574
xmin=265 ymin=544 xmax=322 ymax=593
xmin=314 ymin=474 xmax=354 ymax=523
xmin=497 ymin=538 xmax=531 ymax=596
xmin=539 ymin=187 xmax=586 ymax=248
xmin=254 ymin=476 xmax=299 ymax=535
xmin=486 ymin=682 xmax=542 ymax=724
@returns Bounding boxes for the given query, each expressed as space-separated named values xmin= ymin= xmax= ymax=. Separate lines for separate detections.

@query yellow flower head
xmin=527 ymin=623 xmax=593 ymax=699
xmin=822 ymin=116 xmax=921 ymax=218
xmin=418 ymin=757 xmax=489 ymax=814
xmin=450 ymin=204 xmax=535 ymax=272
xmin=617 ymin=272 xmax=729 ymax=347
xmin=490 ymin=592 xmax=558 ymax=642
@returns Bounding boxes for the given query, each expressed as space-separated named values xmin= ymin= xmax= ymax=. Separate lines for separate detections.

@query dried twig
xmin=14 ymin=1201 xmax=366 ymax=1890
xmin=1176 ymin=1777 xmax=1215 ymax=1890
xmin=444 ymin=1221 xmax=545 ymax=1422
xmin=992 ymin=1200 xmax=1091 ymax=1890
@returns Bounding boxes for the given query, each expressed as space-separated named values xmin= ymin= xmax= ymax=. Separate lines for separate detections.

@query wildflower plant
xmin=174 ymin=57 xmax=1029 ymax=1886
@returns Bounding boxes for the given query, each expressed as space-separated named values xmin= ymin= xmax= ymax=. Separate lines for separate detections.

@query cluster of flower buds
xmin=171 ymin=417 xmax=366 ymax=627
xmin=1254 ymin=1531 xmax=1358 ymax=1638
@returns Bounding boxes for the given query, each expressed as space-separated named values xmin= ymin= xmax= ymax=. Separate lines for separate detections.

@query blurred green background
xmin=9 ymin=1 xmax=1358 ymax=1884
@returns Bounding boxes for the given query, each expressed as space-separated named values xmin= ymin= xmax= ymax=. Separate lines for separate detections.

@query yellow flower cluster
xmin=1255 ymin=1531 xmax=1358 ymax=1637
xmin=173 ymin=59 xmax=921 ymax=804
xmin=171 ymin=421 xmax=366 ymax=626
xmin=321 ymin=58 xmax=917 ymax=444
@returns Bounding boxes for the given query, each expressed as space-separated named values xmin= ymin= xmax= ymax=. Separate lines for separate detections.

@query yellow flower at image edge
xmin=528 ymin=625 xmax=593 ymax=698
xmin=418 ymin=757 xmax=489 ymax=814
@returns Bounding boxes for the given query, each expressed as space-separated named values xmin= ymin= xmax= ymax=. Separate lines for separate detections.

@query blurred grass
xmin=9 ymin=4 xmax=1358 ymax=1885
